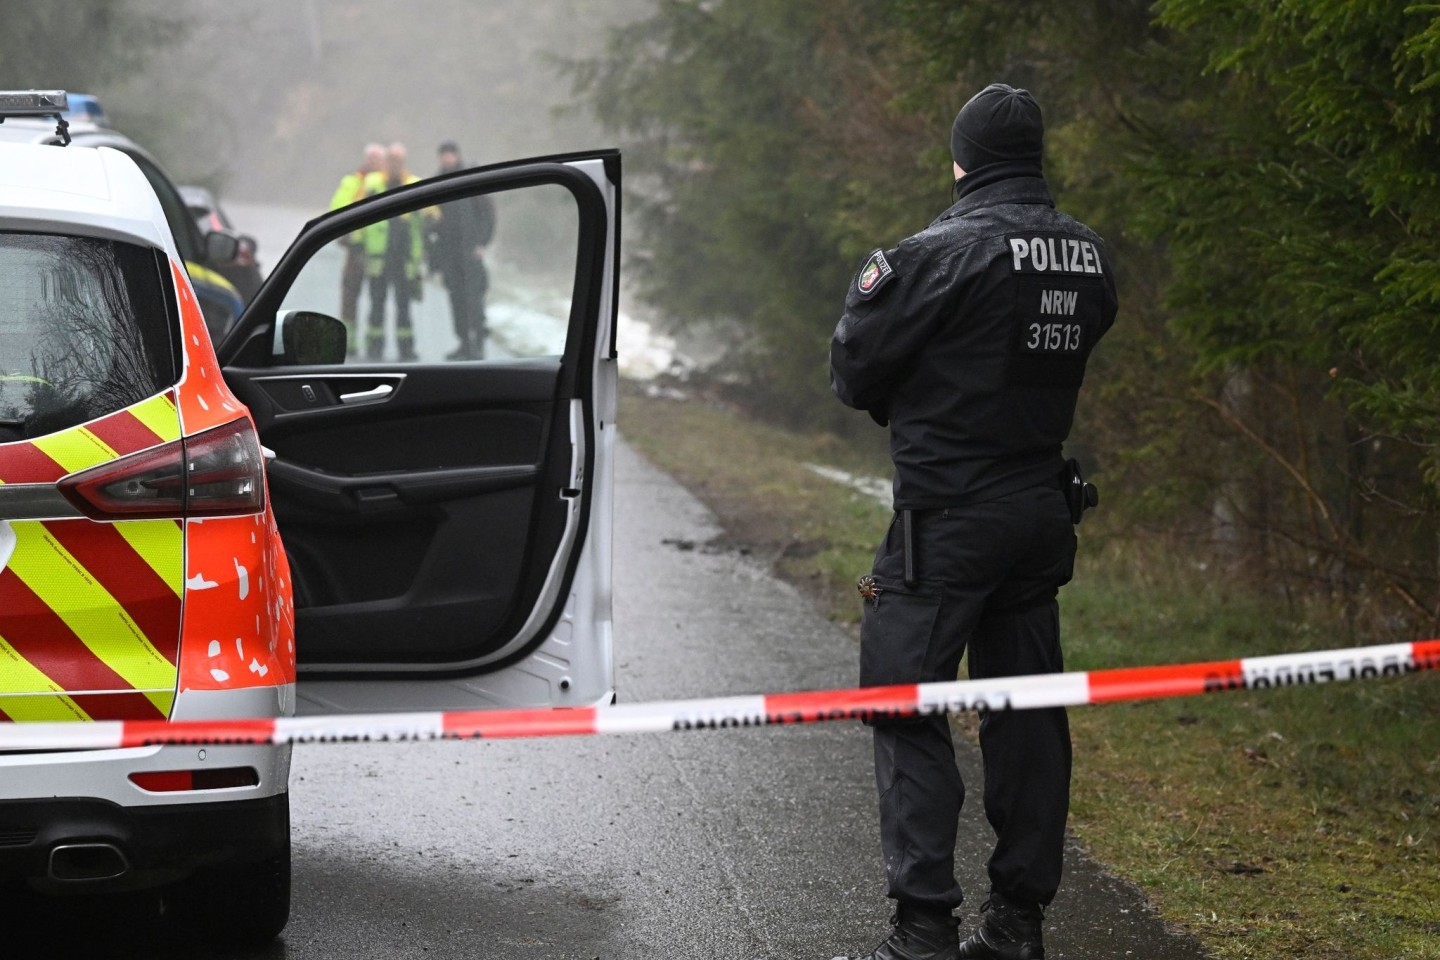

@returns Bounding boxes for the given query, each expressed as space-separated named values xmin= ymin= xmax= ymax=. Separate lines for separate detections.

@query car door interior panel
xmin=223 ymin=363 xmax=566 ymax=666
xmin=218 ymin=154 xmax=616 ymax=684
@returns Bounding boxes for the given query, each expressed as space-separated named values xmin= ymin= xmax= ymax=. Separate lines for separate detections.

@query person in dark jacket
xmin=430 ymin=141 xmax=497 ymax=360
xmin=829 ymin=83 xmax=1118 ymax=960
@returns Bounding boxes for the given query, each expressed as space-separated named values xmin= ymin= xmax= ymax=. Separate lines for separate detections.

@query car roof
xmin=0 ymin=117 xmax=166 ymax=174
xmin=0 ymin=138 xmax=179 ymax=259
xmin=0 ymin=115 xmax=103 ymax=146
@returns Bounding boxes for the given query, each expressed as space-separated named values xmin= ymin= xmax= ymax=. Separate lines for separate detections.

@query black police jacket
xmin=830 ymin=173 xmax=1118 ymax=510
xmin=429 ymin=192 xmax=497 ymax=278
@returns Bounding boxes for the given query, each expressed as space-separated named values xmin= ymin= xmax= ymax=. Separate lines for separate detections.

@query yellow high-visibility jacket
xmin=329 ymin=169 xmax=372 ymax=210
xmin=360 ymin=171 xmax=424 ymax=278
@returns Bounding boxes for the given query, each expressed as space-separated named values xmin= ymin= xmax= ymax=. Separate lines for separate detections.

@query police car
xmin=0 ymin=92 xmax=619 ymax=944
xmin=0 ymin=92 xmax=252 ymax=342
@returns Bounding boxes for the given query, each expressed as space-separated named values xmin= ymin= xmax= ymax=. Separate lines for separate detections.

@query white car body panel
xmin=0 ymin=142 xmax=178 ymax=259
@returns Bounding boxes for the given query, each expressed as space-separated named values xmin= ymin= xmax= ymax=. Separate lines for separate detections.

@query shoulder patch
xmin=854 ymin=248 xmax=896 ymax=300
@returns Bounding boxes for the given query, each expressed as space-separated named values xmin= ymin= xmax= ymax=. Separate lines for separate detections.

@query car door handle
xmin=339 ymin=383 xmax=394 ymax=404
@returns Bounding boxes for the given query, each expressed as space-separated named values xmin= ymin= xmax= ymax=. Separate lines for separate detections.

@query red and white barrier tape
xmin=2 ymin=640 xmax=1437 ymax=751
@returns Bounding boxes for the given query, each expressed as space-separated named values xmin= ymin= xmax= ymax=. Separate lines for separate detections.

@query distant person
xmin=360 ymin=142 xmax=423 ymax=361
xmin=329 ymin=142 xmax=385 ymax=350
xmin=428 ymin=141 xmax=497 ymax=360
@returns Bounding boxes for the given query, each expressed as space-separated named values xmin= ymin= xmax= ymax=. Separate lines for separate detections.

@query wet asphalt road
xmin=28 ymin=438 xmax=1210 ymax=959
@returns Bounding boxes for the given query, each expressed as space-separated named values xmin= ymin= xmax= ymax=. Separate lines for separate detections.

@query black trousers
xmin=366 ymin=268 xmax=413 ymax=358
xmin=860 ymin=484 xmax=1076 ymax=911
xmin=443 ymin=256 xmax=489 ymax=351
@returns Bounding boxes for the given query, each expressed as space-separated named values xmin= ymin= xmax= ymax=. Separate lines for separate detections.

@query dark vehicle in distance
xmin=180 ymin=184 xmax=264 ymax=301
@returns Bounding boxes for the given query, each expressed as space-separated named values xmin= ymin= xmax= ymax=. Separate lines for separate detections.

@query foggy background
xmin=96 ymin=0 xmax=652 ymax=207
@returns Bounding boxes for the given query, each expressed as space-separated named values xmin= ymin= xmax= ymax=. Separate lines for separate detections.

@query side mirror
xmin=204 ymin=229 xmax=241 ymax=264
xmin=274 ymin=310 xmax=348 ymax=366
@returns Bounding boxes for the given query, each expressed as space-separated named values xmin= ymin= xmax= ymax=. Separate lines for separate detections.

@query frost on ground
xmin=616 ymin=310 xmax=695 ymax=382
xmin=489 ymin=283 xmax=695 ymax=383
xmin=804 ymin=464 xmax=891 ymax=509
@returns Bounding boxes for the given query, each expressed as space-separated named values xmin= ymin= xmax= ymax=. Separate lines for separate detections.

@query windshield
xmin=0 ymin=232 xmax=178 ymax=443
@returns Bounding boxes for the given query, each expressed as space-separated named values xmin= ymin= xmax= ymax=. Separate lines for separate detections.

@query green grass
xmin=1063 ymin=554 xmax=1440 ymax=959
xmin=618 ymin=382 xmax=1440 ymax=960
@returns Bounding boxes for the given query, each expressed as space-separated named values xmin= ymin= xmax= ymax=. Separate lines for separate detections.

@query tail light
xmin=129 ymin=767 xmax=260 ymax=792
xmin=59 ymin=418 xmax=265 ymax=520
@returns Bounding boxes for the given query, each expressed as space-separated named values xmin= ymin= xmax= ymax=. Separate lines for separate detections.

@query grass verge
xmin=618 ymin=381 xmax=1440 ymax=960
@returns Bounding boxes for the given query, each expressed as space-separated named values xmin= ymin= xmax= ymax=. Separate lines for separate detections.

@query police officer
xmin=429 ymin=141 xmax=497 ymax=360
xmin=829 ymin=84 xmax=1118 ymax=960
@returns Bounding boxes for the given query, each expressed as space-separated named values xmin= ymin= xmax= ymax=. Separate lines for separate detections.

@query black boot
xmin=831 ymin=903 xmax=959 ymax=960
xmin=956 ymin=898 xmax=1045 ymax=959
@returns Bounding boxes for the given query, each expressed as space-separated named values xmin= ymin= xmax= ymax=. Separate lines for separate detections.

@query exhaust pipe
xmin=48 ymin=842 xmax=130 ymax=882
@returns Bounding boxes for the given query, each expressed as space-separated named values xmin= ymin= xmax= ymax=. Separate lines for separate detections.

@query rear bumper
xmin=0 ymin=735 xmax=291 ymax=892
xmin=0 ymin=792 xmax=288 ymax=892
xmin=0 ymin=740 xmax=290 ymax=804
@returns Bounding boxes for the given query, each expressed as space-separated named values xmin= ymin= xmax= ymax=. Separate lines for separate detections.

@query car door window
xmin=278 ymin=183 xmax=579 ymax=364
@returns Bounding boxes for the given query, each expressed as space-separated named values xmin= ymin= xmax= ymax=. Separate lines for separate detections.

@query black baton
xmin=902 ymin=509 xmax=916 ymax=587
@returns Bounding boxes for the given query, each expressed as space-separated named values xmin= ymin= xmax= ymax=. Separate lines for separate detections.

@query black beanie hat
xmin=950 ymin=83 xmax=1044 ymax=172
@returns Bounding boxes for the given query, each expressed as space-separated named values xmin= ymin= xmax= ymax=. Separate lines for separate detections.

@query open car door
xmin=217 ymin=152 xmax=618 ymax=715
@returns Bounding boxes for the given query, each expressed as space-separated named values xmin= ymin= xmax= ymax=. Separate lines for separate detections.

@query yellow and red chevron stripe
xmin=0 ymin=518 xmax=183 ymax=722
xmin=0 ymin=392 xmax=180 ymax=485
xmin=0 ymin=392 xmax=184 ymax=723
